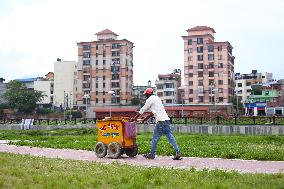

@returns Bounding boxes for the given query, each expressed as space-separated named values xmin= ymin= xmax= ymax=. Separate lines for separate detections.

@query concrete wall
xmin=0 ymin=124 xmax=283 ymax=135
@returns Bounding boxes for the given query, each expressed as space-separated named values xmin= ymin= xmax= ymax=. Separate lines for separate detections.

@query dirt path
xmin=1 ymin=144 xmax=284 ymax=174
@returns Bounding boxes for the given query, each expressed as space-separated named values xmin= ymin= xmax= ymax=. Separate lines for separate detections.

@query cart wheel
xmin=108 ymin=142 xmax=122 ymax=159
xmin=94 ymin=142 xmax=107 ymax=158
xmin=125 ymin=144 xmax=138 ymax=157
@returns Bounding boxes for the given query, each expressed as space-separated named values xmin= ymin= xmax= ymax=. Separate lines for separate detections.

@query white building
xmin=34 ymin=76 xmax=54 ymax=105
xmin=235 ymin=70 xmax=273 ymax=104
xmin=155 ymin=70 xmax=181 ymax=104
xmin=54 ymin=61 xmax=77 ymax=109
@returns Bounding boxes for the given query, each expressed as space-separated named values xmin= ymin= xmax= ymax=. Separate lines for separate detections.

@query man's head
xmin=144 ymin=88 xmax=154 ymax=99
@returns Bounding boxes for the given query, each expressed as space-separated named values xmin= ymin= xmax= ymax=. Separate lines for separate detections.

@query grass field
xmin=1 ymin=129 xmax=284 ymax=161
xmin=0 ymin=152 xmax=283 ymax=189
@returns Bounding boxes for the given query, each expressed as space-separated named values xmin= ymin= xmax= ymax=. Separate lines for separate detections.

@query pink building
xmin=76 ymin=29 xmax=134 ymax=110
xmin=182 ymin=26 xmax=235 ymax=105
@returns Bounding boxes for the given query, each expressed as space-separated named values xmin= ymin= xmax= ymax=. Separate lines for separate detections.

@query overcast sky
xmin=0 ymin=0 xmax=284 ymax=85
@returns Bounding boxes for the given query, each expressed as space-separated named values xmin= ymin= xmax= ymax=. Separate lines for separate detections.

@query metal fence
xmin=0 ymin=118 xmax=98 ymax=125
xmin=171 ymin=116 xmax=284 ymax=125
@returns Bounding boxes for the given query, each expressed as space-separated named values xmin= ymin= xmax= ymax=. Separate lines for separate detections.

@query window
xmin=189 ymin=98 xmax=193 ymax=102
xmin=112 ymin=43 xmax=120 ymax=49
xmin=165 ymin=83 xmax=174 ymax=88
xmin=96 ymin=83 xmax=98 ymax=88
xmin=189 ymin=89 xmax=193 ymax=94
xmin=208 ymin=45 xmax=214 ymax=52
xmin=83 ymin=83 xmax=90 ymax=88
xmin=83 ymin=60 xmax=90 ymax=65
xmin=218 ymin=72 xmax=223 ymax=77
xmin=96 ymin=53 xmax=98 ymax=58
xmin=189 ymin=56 xmax=193 ymax=61
xmin=209 ymin=79 xmax=214 ymax=85
xmin=197 ymin=38 xmax=203 ymax=44
xmin=188 ymin=73 xmax=193 ymax=77
xmin=188 ymin=48 xmax=193 ymax=53
xmin=188 ymin=39 xmax=192 ymax=45
xmin=112 ymin=51 xmax=120 ymax=57
xmin=83 ymin=45 xmax=90 ymax=51
xmin=103 ymin=76 xmax=106 ymax=80
xmin=157 ymin=85 xmax=163 ymax=89
xmin=103 ymin=83 xmax=105 ymax=88
xmin=103 ymin=60 xmax=106 ymax=65
xmin=111 ymin=82 xmax=120 ymax=88
xmin=208 ymin=54 xmax=214 ymax=61
xmin=112 ymin=74 xmax=119 ymax=80
xmin=103 ymin=51 xmax=106 ymax=57
xmin=189 ymin=65 xmax=193 ymax=69
xmin=96 ymin=45 xmax=98 ymax=50
xmin=198 ymin=96 xmax=204 ymax=102
xmin=96 ymin=98 xmax=98 ymax=103
xmin=197 ymin=55 xmax=203 ymax=61
xmin=209 ymin=71 xmax=214 ymax=77
xmin=218 ymin=46 xmax=222 ymax=51
xmin=83 ymin=75 xmax=90 ymax=81
xmin=198 ymin=87 xmax=204 ymax=94
xmin=218 ymin=88 xmax=223 ymax=93
xmin=218 ymin=80 xmax=223 ymax=85
xmin=218 ymin=63 xmax=223 ymax=68
xmin=197 ymin=46 xmax=203 ymax=53
xmin=198 ymin=63 xmax=204 ymax=69
xmin=83 ymin=52 xmax=90 ymax=58
xmin=96 ymin=60 xmax=98 ymax=65
xmin=111 ymin=66 xmax=120 ymax=73
xmin=218 ymin=55 xmax=222 ymax=60
xmin=237 ymin=83 xmax=242 ymax=87
xmin=96 ymin=91 xmax=98 ymax=95
xmin=189 ymin=81 xmax=193 ymax=86
xmin=219 ymin=97 xmax=223 ymax=102
xmin=165 ymin=91 xmax=174 ymax=96
xmin=209 ymin=63 xmax=214 ymax=69
xmin=198 ymin=80 xmax=203 ymax=86
xmin=198 ymin=71 xmax=203 ymax=77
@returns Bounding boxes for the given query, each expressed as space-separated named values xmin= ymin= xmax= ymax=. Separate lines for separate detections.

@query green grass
xmin=0 ymin=152 xmax=283 ymax=189
xmin=1 ymin=129 xmax=284 ymax=161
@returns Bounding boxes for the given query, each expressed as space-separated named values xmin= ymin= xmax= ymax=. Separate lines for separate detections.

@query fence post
xmin=217 ymin=116 xmax=220 ymax=125
xmin=272 ymin=116 xmax=276 ymax=125
xmin=200 ymin=117 xmax=203 ymax=125
xmin=185 ymin=117 xmax=187 ymax=124
xmin=47 ymin=119 xmax=49 ymax=125
xmin=235 ymin=116 xmax=237 ymax=125
xmin=75 ymin=118 xmax=77 ymax=124
xmin=64 ymin=119 xmax=67 ymax=125
xmin=253 ymin=116 xmax=256 ymax=125
xmin=84 ymin=118 xmax=86 ymax=124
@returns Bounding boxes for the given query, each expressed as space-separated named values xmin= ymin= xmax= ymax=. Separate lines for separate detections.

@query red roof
xmin=186 ymin=26 xmax=216 ymax=33
xmin=95 ymin=29 xmax=118 ymax=36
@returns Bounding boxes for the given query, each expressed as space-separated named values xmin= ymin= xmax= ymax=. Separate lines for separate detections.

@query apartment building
xmin=235 ymin=70 xmax=273 ymax=103
xmin=54 ymin=60 xmax=77 ymax=109
xmin=76 ymin=29 xmax=134 ymax=109
xmin=34 ymin=72 xmax=54 ymax=106
xmin=155 ymin=70 xmax=181 ymax=104
xmin=182 ymin=26 xmax=235 ymax=104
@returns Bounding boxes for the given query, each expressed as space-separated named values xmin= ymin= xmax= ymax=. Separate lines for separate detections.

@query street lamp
xmin=235 ymin=89 xmax=239 ymax=115
xmin=108 ymin=90 xmax=115 ymax=117
xmin=83 ymin=94 xmax=90 ymax=118
xmin=178 ymin=86 xmax=185 ymax=117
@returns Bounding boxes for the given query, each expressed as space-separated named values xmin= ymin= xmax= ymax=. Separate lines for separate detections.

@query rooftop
xmin=95 ymin=29 xmax=118 ymax=36
xmin=186 ymin=26 xmax=216 ymax=33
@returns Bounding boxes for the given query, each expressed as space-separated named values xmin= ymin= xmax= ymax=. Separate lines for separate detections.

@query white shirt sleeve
xmin=139 ymin=97 xmax=152 ymax=114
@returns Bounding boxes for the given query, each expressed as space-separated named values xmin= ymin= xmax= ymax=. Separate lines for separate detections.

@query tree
xmin=4 ymin=80 xmax=45 ymax=114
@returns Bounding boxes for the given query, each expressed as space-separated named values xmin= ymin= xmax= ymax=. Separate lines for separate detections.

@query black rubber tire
xmin=108 ymin=142 xmax=122 ymax=159
xmin=125 ymin=144 xmax=138 ymax=157
xmin=94 ymin=142 xmax=107 ymax=158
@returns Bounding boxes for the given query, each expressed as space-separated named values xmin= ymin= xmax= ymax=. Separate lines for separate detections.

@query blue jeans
xmin=150 ymin=120 xmax=180 ymax=157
